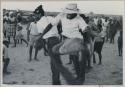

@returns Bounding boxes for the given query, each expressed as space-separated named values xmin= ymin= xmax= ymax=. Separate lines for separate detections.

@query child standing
xmin=12 ymin=22 xmax=28 ymax=47
xmin=3 ymin=39 xmax=11 ymax=75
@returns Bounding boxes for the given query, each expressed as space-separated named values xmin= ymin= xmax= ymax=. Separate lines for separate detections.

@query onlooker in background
xmin=6 ymin=12 xmax=17 ymax=44
xmin=93 ymin=16 xmax=98 ymax=26
xmin=12 ymin=22 xmax=28 ymax=47
xmin=101 ymin=17 xmax=109 ymax=40
xmin=28 ymin=17 xmax=40 ymax=61
xmin=97 ymin=17 xmax=102 ymax=33
xmin=16 ymin=12 xmax=22 ymax=23
xmin=108 ymin=18 xmax=117 ymax=44
xmin=3 ymin=38 xmax=11 ymax=75
xmin=8 ymin=12 xmax=16 ymax=24
xmin=117 ymin=30 xmax=123 ymax=56
xmin=3 ymin=12 xmax=9 ymax=38
xmin=117 ymin=30 xmax=122 ymax=56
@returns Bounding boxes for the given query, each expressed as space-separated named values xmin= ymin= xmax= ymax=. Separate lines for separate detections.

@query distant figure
xmin=93 ymin=16 xmax=98 ymax=26
xmin=12 ymin=22 xmax=28 ymax=47
xmin=3 ymin=39 xmax=11 ymax=75
xmin=28 ymin=17 xmax=40 ymax=61
xmin=6 ymin=12 xmax=17 ymax=43
xmin=117 ymin=30 xmax=122 ymax=56
xmin=16 ymin=12 xmax=22 ymax=23
xmin=3 ymin=12 xmax=9 ymax=38
xmin=109 ymin=19 xmax=117 ymax=44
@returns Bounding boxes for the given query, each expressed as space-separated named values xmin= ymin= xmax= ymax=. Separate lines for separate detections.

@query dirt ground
xmin=2 ymin=25 xmax=123 ymax=85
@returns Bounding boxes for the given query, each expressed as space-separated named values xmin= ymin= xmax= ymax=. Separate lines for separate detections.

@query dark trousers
xmin=46 ymin=36 xmax=62 ymax=85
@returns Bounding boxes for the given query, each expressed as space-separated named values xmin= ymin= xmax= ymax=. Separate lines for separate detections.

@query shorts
xmin=29 ymin=35 xmax=40 ymax=46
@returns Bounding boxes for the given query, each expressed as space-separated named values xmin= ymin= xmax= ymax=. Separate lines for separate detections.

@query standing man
xmin=28 ymin=16 xmax=40 ymax=61
xmin=37 ymin=4 xmax=88 ymax=85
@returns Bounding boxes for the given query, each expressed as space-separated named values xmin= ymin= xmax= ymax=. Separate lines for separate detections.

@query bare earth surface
xmin=3 ymin=25 xmax=123 ymax=85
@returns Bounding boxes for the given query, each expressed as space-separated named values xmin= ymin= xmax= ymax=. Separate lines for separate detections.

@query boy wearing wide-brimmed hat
xmin=37 ymin=3 xmax=89 ymax=85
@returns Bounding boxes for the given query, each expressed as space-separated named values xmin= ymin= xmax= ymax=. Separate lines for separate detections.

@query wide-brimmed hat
xmin=63 ymin=3 xmax=80 ymax=13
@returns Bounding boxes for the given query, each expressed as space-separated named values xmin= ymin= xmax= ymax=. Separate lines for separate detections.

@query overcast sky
xmin=1 ymin=1 xmax=124 ymax=15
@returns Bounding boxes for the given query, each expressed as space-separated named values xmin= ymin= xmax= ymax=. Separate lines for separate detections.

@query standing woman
xmin=3 ymin=12 xmax=9 ymax=38
xmin=7 ymin=12 xmax=17 ymax=44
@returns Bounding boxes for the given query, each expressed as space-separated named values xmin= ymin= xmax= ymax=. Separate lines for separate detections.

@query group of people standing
xmin=3 ymin=10 xmax=28 ymax=47
xmin=93 ymin=15 xmax=121 ymax=44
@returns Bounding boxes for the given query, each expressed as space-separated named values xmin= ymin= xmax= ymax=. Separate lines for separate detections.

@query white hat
xmin=63 ymin=3 xmax=79 ymax=13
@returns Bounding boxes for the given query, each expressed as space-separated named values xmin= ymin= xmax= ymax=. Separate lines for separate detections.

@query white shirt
xmin=51 ymin=13 xmax=88 ymax=38
xmin=29 ymin=22 xmax=39 ymax=35
xmin=94 ymin=18 xmax=98 ymax=25
xmin=100 ymin=20 xmax=108 ymax=37
xmin=37 ymin=16 xmax=59 ymax=39
xmin=101 ymin=18 xmax=105 ymax=24
xmin=103 ymin=21 xmax=109 ymax=27
xmin=102 ymin=20 xmax=109 ymax=31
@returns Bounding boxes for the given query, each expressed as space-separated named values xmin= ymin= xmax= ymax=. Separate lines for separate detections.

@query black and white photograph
xmin=0 ymin=0 xmax=124 ymax=86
